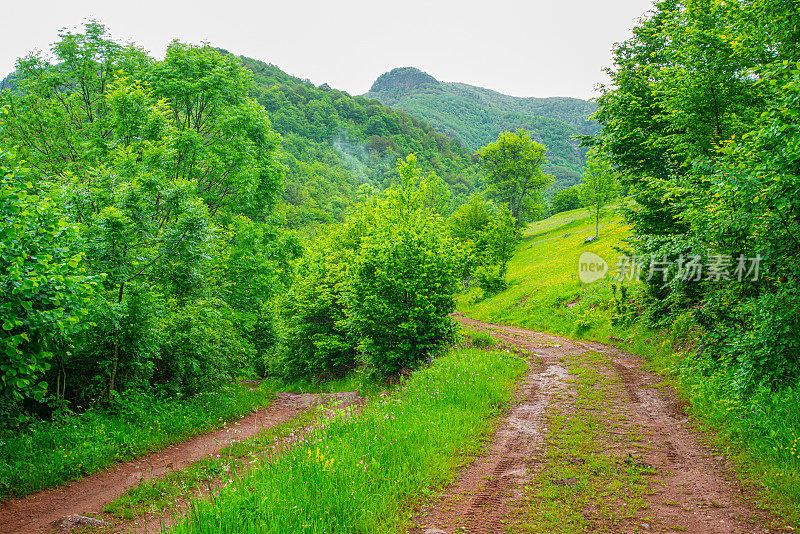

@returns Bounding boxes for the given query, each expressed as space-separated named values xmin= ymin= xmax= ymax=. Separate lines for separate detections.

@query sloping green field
xmin=458 ymin=206 xmax=631 ymax=341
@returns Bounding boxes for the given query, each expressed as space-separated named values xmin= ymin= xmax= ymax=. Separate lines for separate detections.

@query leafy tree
xmin=593 ymin=0 xmax=800 ymax=390
xmin=550 ymin=186 xmax=581 ymax=214
xmin=348 ymin=156 xmax=460 ymax=376
xmin=0 ymin=24 xmax=288 ymax=405
xmin=447 ymin=195 xmax=517 ymax=282
xmin=0 ymin=148 xmax=95 ymax=409
xmin=579 ymin=150 xmax=619 ymax=239
xmin=279 ymin=238 xmax=356 ymax=380
xmin=280 ymin=154 xmax=461 ymax=379
xmin=150 ymin=42 xmax=284 ymax=219
xmin=477 ymin=129 xmax=551 ymax=227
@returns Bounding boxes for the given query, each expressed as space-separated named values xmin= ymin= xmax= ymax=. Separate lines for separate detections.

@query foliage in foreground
xmin=0 ymin=385 xmax=272 ymax=498
xmin=592 ymin=0 xmax=800 ymax=394
xmin=170 ymin=347 xmax=526 ymax=533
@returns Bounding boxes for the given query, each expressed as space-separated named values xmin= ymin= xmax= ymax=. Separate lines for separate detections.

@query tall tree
xmin=476 ymin=129 xmax=550 ymax=227
xmin=0 ymin=23 xmax=287 ymax=403
xmin=580 ymin=150 xmax=619 ymax=239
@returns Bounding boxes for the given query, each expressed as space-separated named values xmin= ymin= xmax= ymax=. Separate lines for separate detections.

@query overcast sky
xmin=1 ymin=0 xmax=654 ymax=100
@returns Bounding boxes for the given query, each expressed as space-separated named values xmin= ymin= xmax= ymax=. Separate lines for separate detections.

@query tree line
xmin=0 ymin=23 xmax=552 ymax=426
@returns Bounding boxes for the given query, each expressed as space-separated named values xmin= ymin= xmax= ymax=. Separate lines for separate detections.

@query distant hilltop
xmin=369 ymin=67 xmax=439 ymax=98
xmin=365 ymin=67 xmax=598 ymax=190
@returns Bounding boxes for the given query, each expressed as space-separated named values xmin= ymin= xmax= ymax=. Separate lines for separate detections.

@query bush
xmin=155 ymin=300 xmax=252 ymax=394
xmin=349 ymin=224 xmax=459 ymax=377
xmin=476 ymin=264 xmax=508 ymax=297
xmin=279 ymin=246 xmax=358 ymax=380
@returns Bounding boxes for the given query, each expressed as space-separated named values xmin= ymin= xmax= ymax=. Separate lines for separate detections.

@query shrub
xmin=279 ymin=246 xmax=358 ymax=380
xmin=155 ymin=300 xmax=252 ymax=394
xmin=349 ymin=224 xmax=459 ymax=377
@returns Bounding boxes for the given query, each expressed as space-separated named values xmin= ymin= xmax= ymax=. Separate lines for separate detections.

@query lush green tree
xmin=476 ymin=129 xmax=551 ymax=227
xmin=280 ymin=154 xmax=461 ymax=379
xmin=579 ymin=150 xmax=619 ymax=239
xmin=279 ymin=238 xmax=356 ymax=380
xmin=0 ymin=148 xmax=95 ymax=409
xmin=347 ymin=156 xmax=460 ymax=376
xmin=150 ymin=42 xmax=284 ymax=219
xmin=550 ymin=186 xmax=582 ymax=214
xmin=593 ymin=0 xmax=800 ymax=390
xmin=0 ymin=24 xmax=288 ymax=405
xmin=447 ymin=195 xmax=517 ymax=282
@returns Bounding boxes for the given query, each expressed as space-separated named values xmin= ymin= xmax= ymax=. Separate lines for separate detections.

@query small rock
xmin=641 ymin=522 xmax=651 ymax=531
xmin=53 ymin=515 xmax=107 ymax=530
xmin=424 ymin=529 xmax=448 ymax=534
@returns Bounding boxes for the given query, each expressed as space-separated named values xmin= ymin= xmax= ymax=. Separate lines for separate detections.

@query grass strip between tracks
xmin=170 ymin=347 xmax=527 ymax=534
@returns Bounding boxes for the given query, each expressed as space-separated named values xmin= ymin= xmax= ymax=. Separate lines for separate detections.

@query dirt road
xmin=411 ymin=316 xmax=787 ymax=534
xmin=0 ymin=391 xmax=359 ymax=534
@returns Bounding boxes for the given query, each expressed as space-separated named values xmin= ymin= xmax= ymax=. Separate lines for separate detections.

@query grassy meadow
xmin=459 ymin=205 xmax=634 ymax=341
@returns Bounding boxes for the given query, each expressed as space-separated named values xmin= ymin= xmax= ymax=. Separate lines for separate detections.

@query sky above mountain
xmin=1 ymin=0 xmax=653 ymax=100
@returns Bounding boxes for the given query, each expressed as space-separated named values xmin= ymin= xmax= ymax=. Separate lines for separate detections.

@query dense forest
xmin=366 ymin=66 xmax=598 ymax=190
xmin=229 ymin=57 xmax=479 ymax=229
xmin=0 ymin=23 xmax=538 ymax=438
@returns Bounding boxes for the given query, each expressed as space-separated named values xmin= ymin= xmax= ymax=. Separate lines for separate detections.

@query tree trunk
xmin=595 ymin=204 xmax=600 ymax=238
xmin=107 ymin=281 xmax=125 ymax=401
xmin=108 ymin=337 xmax=119 ymax=401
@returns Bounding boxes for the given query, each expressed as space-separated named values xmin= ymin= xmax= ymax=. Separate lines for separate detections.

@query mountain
xmin=1 ymin=54 xmax=478 ymax=230
xmin=227 ymin=56 xmax=478 ymax=229
xmin=365 ymin=67 xmax=598 ymax=190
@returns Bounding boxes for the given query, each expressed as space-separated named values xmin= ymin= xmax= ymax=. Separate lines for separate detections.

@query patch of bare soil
xmin=0 ymin=391 xmax=361 ymax=534
xmin=411 ymin=316 xmax=789 ymax=534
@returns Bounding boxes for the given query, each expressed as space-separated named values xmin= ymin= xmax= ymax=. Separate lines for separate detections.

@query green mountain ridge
xmin=223 ymin=55 xmax=478 ymax=229
xmin=365 ymin=67 xmax=598 ymax=190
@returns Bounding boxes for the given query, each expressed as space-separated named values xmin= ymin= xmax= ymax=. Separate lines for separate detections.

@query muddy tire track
xmin=0 ymin=391 xmax=361 ymax=534
xmin=411 ymin=318 xmax=575 ymax=534
xmin=411 ymin=315 xmax=788 ymax=534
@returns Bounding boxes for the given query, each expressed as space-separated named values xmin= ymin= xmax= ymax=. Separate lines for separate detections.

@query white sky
xmin=1 ymin=0 xmax=654 ymax=100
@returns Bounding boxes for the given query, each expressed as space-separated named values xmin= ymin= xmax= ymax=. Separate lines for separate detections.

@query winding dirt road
xmin=411 ymin=316 xmax=789 ymax=534
xmin=0 ymin=391 xmax=360 ymax=534
xmin=1 ymin=318 xmax=793 ymax=533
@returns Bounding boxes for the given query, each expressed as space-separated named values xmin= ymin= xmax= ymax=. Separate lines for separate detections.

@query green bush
xmin=156 ymin=300 xmax=253 ymax=395
xmin=350 ymin=224 xmax=460 ymax=376
xmin=279 ymin=246 xmax=358 ymax=380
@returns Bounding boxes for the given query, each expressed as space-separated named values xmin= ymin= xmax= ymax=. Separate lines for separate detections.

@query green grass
xmin=0 ymin=385 xmax=273 ymax=498
xmin=516 ymin=351 xmax=652 ymax=533
xmin=459 ymin=205 xmax=631 ymax=340
xmin=462 ymin=204 xmax=800 ymax=526
xmin=106 ymin=407 xmax=323 ymax=519
xmin=675 ymin=363 xmax=800 ymax=524
xmin=169 ymin=348 xmax=527 ymax=533
xmin=459 ymin=325 xmax=497 ymax=348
